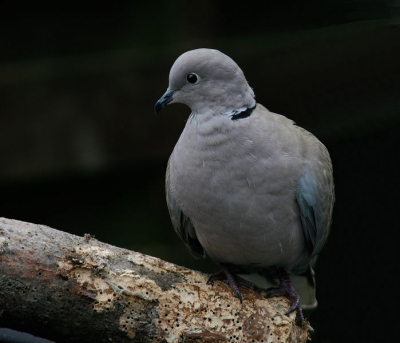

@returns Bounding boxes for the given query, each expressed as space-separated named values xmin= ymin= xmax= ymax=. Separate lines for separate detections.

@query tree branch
xmin=0 ymin=218 xmax=309 ymax=342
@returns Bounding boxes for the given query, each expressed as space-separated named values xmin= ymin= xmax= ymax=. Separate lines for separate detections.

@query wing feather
xmin=296 ymin=139 xmax=335 ymax=259
xmin=166 ymin=159 xmax=205 ymax=258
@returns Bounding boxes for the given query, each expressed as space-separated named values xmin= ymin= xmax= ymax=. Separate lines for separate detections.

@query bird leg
xmin=207 ymin=264 xmax=260 ymax=303
xmin=265 ymin=268 xmax=304 ymax=321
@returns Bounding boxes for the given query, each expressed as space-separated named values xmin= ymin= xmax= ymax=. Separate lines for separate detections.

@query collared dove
xmin=155 ymin=48 xmax=334 ymax=322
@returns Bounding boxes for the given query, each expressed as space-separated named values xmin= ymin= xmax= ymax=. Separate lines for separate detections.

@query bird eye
xmin=186 ymin=73 xmax=200 ymax=84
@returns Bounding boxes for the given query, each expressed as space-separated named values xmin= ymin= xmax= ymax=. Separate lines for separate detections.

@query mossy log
xmin=0 ymin=218 xmax=309 ymax=342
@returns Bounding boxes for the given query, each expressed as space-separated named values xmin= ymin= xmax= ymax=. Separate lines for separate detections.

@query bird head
xmin=154 ymin=49 xmax=255 ymax=115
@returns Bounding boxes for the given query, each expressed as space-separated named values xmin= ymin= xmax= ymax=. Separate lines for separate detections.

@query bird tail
xmin=290 ymin=267 xmax=317 ymax=310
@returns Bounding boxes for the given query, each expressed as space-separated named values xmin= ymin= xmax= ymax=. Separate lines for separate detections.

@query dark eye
xmin=186 ymin=73 xmax=200 ymax=84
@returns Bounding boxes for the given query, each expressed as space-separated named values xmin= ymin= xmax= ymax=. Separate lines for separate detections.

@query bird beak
xmin=154 ymin=89 xmax=175 ymax=114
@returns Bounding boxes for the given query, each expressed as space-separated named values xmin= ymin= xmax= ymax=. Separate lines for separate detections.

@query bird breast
xmin=169 ymin=108 xmax=307 ymax=270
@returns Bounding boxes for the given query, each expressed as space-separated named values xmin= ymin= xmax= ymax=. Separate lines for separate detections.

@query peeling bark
xmin=0 ymin=218 xmax=309 ymax=342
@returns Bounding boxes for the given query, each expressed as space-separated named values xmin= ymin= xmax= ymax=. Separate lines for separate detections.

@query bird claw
xmin=265 ymin=268 xmax=305 ymax=322
xmin=303 ymin=321 xmax=314 ymax=333
xmin=208 ymin=266 xmax=305 ymax=321
xmin=207 ymin=265 xmax=244 ymax=303
xmin=285 ymin=295 xmax=301 ymax=316
xmin=234 ymin=289 xmax=243 ymax=303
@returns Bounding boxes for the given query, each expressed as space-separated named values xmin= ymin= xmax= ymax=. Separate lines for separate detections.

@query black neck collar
xmin=231 ymin=104 xmax=257 ymax=121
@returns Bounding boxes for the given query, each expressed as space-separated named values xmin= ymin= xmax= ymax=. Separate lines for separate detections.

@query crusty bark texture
xmin=0 ymin=218 xmax=309 ymax=342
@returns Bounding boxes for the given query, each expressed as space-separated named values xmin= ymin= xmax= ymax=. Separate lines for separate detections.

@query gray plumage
xmin=157 ymin=48 xmax=334 ymax=309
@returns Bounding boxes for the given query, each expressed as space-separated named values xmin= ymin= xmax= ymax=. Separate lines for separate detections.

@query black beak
xmin=154 ymin=89 xmax=175 ymax=114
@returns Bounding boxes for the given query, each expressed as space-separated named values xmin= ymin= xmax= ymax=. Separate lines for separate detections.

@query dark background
xmin=1 ymin=2 xmax=399 ymax=342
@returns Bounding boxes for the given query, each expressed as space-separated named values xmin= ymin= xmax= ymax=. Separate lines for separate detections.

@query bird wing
xmin=166 ymin=158 xmax=205 ymax=259
xmin=296 ymin=132 xmax=335 ymax=260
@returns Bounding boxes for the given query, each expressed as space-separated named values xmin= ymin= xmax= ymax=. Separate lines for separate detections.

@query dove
xmin=154 ymin=48 xmax=334 ymax=322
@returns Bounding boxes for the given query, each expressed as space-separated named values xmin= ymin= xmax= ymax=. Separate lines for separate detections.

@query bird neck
xmin=191 ymin=98 xmax=256 ymax=117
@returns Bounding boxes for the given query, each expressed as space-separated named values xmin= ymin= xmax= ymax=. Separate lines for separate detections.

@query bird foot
xmin=207 ymin=265 xmax=260 ymax=303
xmin=265 ymin=268 xmax=305 ymax=322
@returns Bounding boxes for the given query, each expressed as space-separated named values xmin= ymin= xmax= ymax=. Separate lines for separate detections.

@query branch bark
xmin=0 ymin=218 xmax=309 ymax=342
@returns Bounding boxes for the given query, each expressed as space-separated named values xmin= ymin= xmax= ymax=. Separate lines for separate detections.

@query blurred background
xmin=1 ymin=1 xmax=399 ymax=342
